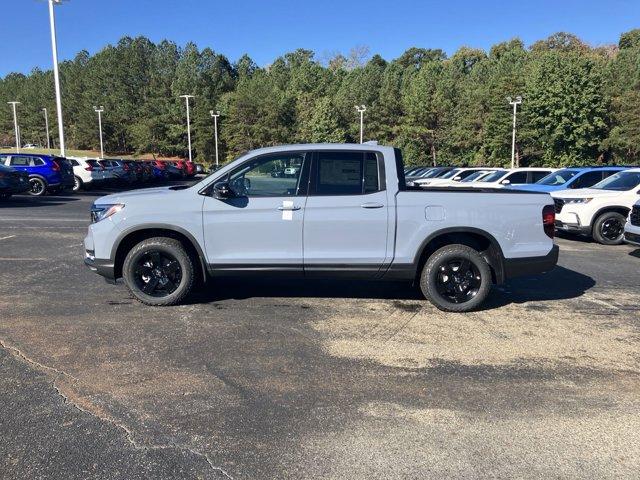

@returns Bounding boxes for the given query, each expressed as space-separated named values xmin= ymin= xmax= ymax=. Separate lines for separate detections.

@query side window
xmin=505 ymin=171 xmax=528 ymax=184
xmin=70 ymin=159 xmax=79 ymax=166
xmin=571 ymin=171 xmax=603 ymax=189
xmin=228 ymin=153 xmax=307 ymax=197
xmin=530 ymin=171 xmax=549 ymax=183
xmin=313 ymin=151 xmax=382 ymax=195
xmin=601 ymin=170 xmax=618 ymax=180
xmin=10 ymin=157 xmax=30 ymax=166
xmin=0 ymin=155 xmax=9 ymax=165
xmin=32 ymin=157 xmax=45 ymax=166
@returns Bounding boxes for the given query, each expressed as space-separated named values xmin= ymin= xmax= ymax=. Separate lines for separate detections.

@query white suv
xmin=467 ymin=168 xmax=556 ymax=188
xmin=68 ymin=157 xmax=113 ymax=191
xmin=552 ymin=168 xmax=640 ymax=245
xmin=414 ymin=167 xmax=500 ymax=187
xmin=624 ymin=201 xmax=640 ymax=247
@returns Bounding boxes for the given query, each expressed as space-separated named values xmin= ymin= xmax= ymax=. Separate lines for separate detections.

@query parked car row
xmin=0 ymin=153 xmax=207 ymax=197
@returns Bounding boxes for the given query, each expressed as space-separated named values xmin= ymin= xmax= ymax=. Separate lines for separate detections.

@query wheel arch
xmin=590 ymin=205 xmax=630 ymax=229
xmin=413 ymin=227 xmax=506 ymax=284
xmin=111 ymin=225 xmax=208 ymax=283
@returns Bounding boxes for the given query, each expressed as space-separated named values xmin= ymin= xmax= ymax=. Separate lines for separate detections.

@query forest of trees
xmin=1 ymin=30 xmax=640 ymax=167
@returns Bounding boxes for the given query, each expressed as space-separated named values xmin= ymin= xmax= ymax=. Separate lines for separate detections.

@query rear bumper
xmin=503 ymin=244 xmax=559 ymax=280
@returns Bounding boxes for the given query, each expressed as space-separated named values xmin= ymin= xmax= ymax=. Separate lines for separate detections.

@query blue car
xmin=0 ymin=153 xmax=75 ymax=196
xmin=512 ymin=166 xmax=629 ymax=193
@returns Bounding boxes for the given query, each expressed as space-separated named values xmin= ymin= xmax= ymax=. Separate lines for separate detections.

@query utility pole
xmin=48 ymin=0 xmax=66 ymax=157
xmin=209 ymin=110 xmax=220 ymax=168
xmin=180 ymin=95 xmax=195 ymax=162
xmin=93 ymin=106 xmax=105 ymax=158
xmin=43 ymin=108 xmax=51 ymax=149
xmin=507 ymin=96 xmax=522 ymax=168
xmin=8 ymin=102 xmax=20 ymax=153
xmin=355 ymin=105 xmax=366 ymax=144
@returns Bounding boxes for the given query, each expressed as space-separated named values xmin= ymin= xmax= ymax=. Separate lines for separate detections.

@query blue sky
xmin=1 ymin=0 xmax=639 ymax=77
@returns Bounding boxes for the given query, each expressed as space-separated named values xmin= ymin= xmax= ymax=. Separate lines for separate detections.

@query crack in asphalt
xmin=0 ymin=338 xmax=233 ymax=480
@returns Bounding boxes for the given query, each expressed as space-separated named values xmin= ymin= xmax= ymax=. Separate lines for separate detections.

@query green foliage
xmin=1 ymin=31 xmax=639 ymax=167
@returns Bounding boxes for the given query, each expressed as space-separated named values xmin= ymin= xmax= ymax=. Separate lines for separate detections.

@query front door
xmin=202 ymin=151 xmax=310 ymax=271
xmin=303 ymin=150 xmax=390 ymax=275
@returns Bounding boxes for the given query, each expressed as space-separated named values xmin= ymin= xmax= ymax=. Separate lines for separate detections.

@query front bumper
xmin=503 ymin=244 xmax=559 ymax=280
xmin=84 ymin=252 xmax=117 ymax=283
xmin=624 ymin=222 xmax=640 ymax=247
xmin=555 ymin=218 xmax=590 ymax=235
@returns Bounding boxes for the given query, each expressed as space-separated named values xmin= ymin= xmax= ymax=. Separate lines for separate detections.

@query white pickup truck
xmin=84 ymin=144 xmax=558 ymax=312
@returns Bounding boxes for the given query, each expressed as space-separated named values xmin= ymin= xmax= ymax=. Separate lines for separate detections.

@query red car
xmin=185 ymin=161 xmax=196 ymax=177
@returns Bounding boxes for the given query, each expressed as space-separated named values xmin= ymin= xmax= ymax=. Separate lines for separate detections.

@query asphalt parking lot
xmin=1 ymin=185 xmax=639 ymax=479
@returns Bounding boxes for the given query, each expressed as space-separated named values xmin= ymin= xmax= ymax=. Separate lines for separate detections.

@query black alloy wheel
xmin=132 ymin=251 xmax=183 ymax=297
xmin=593 ymin=212 xmax=627 ymax=245
xmin=29 ymin=177 xmax=46 ymax=196
xmin=434 ymin=257 xmax=482 ymax=304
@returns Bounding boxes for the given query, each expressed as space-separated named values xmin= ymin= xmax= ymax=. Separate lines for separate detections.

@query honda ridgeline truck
xmin=84 ymin=144 xmax=558 ymax=312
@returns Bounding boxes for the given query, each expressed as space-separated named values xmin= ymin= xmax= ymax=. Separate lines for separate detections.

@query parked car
xmin=22 ymin=143 xmax=38 ymax=149
xmin=0 ymin=163 xmax=30 ymax=198
xmin=414 ymin=167 xmax=501 ymax=187
xmin=68 ymin=157 xmax=103 ymax=191
xmin=84 ymin=143 xmax=558 ymax=312
xmin=552 ymin=168 xmax=640 ymax=245
xmin=195 ymin=163 xmax=207 ymax=175
xmin=164 ymin=162 xmax=184 ymax=179
xmin=102 ymin=159 xmax=134 ymax=184
xmin=405 ymin=166 xmax=457 ymax=186
xmin=185 ymin=161 xmax=197 ymax=177
xmin=513 ymin=166 xmax=629 ymax=193
xmin=623 ymin=201 xmax=640 ymax=247
xmin=0 ymin=153 xmax=74 ymax=196
xmin=464 ymin=168 xmax=557 ymax=188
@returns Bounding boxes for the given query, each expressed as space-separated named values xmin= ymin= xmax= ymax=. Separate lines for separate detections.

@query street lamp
xmin=355 ymin=105 xmax=366 ymax=144
xmin=47 ymin=0 xmax=67 ymax=157
xmin=507 ymin=96 xmax=522 ymax=168
xmin=93 ymin=106 xmax=105 ymax=158
xmin=180 ymin=95 xmax=195 ymax=162
xmin=8 ymin=101 xmax=21 ymax=153
xmin=209 ymin=110 xmax=220 ymax=168
xmin=42 ymin=108 xmax=51 ymax=149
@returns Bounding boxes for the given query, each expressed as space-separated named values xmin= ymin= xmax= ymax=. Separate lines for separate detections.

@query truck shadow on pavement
xmin=188 ymin=265 xmax=594 ymax=310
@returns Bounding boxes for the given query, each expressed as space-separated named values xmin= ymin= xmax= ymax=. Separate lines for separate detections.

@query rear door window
xmin=530 ymin=171 xmax=549 ymax=183
xmin=312 ymin=151 xmax=382 ymax=196
xmin=10 ymin=157 xmax=30 ymax=166
xmin=571 ymin=171 xmax=604 ymax=189
xmin=505 ymin=171 xmax=528 ymax=184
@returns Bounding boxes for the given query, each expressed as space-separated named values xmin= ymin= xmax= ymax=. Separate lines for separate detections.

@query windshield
xmin=461 ymin=170 xmax=493 ymax=182
xmin=440 ymin=168 xmax=462 ymax=179
xmin=537 ymin=169 xmax=580 ymax=186
xmin=592 ymin=171 xmax=640 ymax=191
xmin=477 ymin=170 xmax=507 ymax=183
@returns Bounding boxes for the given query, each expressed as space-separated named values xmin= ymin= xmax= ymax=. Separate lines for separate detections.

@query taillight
xmin=542 ymin=204 xmax=555 ymax=239
xmin=52 ymin=160 xmax=60 ymax=171
xmin=123 ymin=163 xmax=130 ymax=171
xmin=85 ymin=164 xmax=93 ymax=171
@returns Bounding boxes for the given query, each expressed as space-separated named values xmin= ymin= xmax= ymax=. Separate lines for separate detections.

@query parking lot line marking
xmin=583 ymin=293 xmax=620 ymax=310
xmin=0 ymin=235 xmax=16 ymax=241
xmin=0 ymin=257 xmax=47 ymax=261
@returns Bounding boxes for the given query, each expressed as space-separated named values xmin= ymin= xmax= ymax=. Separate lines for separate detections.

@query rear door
xmin=303 ymin=150 xmax=390 ymax=275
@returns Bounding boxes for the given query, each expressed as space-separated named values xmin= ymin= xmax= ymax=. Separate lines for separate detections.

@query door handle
xmin=360 ymin=202 xmax=384 ymax=209
xmin=277 ymin=205 xmax=301 ymax=211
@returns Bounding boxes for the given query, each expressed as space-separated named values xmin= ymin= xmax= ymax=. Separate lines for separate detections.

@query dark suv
xmin=0 ymin=153 xmax=75 ymax=196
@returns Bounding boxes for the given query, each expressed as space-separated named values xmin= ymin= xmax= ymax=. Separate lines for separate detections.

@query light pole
xmin=180 ymin=94 xmax=194 ymax=162
xmin=355 ymin=105 xmax=366 ymax=144
xmin=48 ymin=0 xmax=66 ymax=157
xmin=43 ymin=108 xmax=51 ymax=149
xmin=93 ymin=106 xmax=105 ymax=158
xmin=507 ymin=96 xmax=522 ymax=168
xmin=8 ymin=101 xmax=20 ymax=153
xmin=209 ymin=110 xmax=220 ymax=167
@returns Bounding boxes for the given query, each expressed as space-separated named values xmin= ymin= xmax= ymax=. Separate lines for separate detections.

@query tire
xmin=122 ymin=237 xmax=195 ymax=306
xmin=28 ymin=177 xmax=47 ymax=196
xmin=592 ymin=211 xmax=626 ymax=245
xmin=73 ymin=176 xmax=83 ymax=192
xmin=420 ymin=244 xmax=492 ymax=312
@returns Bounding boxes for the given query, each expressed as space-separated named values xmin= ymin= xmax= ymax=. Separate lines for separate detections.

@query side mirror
xmin=501 ymin=179 xmax=511 ymax=185
xmin=213 ymin=181 xmax=234 ymax=200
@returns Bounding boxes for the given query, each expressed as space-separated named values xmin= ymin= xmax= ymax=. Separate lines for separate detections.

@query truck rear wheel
xmin=420 ymin=244 xmax=492 ymax=312
xmin=122 ymin=237 xmax=195 ymax=306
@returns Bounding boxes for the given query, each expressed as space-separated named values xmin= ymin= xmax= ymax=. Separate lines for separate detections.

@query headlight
xmin=91 ymin=203 xmax=124 ymax=223
xmin=564 ymin=198 xmax=593 ymax=204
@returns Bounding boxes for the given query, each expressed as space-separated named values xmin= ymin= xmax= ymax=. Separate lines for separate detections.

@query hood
xmin=507 ymin=183 xmax=558 ymax=192
xmin=94 ymin=185 xmax=190 ymax=205
xmin=551 ymin=188 xmax=622 ymax=199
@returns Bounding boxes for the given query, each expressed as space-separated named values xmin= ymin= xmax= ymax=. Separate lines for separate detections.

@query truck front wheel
xmin=420 ymin=244 xmax=492 ymax=312
xmin=122 ymin=237 xmax=195 ymax=306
